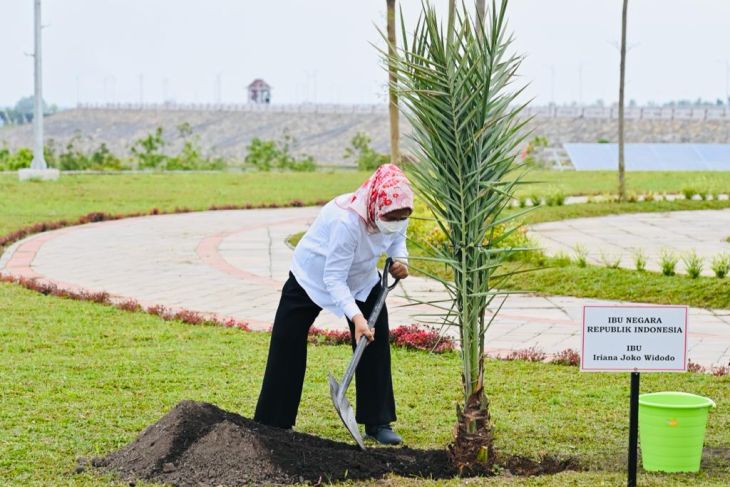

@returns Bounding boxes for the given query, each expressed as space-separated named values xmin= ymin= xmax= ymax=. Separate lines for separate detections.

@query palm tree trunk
xmin=386 ymin=0 xmax=400 ymax=165
xmin=618 ymin=0 xmax=628 ymax=201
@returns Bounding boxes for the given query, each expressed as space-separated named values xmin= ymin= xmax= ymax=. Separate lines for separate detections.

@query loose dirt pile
xmin=89 ymin=400 xmax=576 ymax=486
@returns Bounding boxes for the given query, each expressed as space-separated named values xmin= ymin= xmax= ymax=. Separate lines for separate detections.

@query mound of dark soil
xmin=89 ymin=400 xmax=576 ymax=486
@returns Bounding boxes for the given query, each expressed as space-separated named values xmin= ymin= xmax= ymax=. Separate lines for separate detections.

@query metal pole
xmin=627 ymin=371 xmax=640 ymax=487
xmin=617 ymin=0 xmax=628 ymax=202
xmin=578 ymin=63 xmax=583 ymax=105
xmin=31 ymin=0 xmax=47 ymax=170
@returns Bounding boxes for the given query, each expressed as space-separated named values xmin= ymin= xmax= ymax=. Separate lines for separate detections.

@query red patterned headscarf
xmin=336 ymin=164 xmax=414 ymax=232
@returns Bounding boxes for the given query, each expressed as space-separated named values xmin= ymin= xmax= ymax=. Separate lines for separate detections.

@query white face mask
xmin=375 ymin=216 xmax=408 ymax=235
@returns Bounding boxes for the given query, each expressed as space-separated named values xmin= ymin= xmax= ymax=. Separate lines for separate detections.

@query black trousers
xmin=254 ymin=272 xmax=396 ymax=429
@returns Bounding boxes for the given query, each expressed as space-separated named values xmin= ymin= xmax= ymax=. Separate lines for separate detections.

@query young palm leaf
xmin=383 ymin=0 xmax=530 ymax=471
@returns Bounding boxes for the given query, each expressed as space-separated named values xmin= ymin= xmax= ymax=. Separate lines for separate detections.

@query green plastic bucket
xmin=639 ymin=391 xmax=716 ymax=472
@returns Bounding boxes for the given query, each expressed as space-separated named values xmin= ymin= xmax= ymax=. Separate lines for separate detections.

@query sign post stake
xmin=627 ymin=371 xmax=640 ymax=487
xmin=581 ymin=305 xmax=688 ymax=487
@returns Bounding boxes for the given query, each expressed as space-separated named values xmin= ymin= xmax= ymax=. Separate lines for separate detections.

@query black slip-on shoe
xmin=364 ymin=424 xmax=403 ymax=445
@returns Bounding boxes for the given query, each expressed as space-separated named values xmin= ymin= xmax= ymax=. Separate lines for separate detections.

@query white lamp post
xmin=19 ymin=0 xmax=59 ymax=181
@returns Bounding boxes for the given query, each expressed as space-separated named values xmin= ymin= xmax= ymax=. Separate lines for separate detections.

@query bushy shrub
xmin=599 ymin=252 xmax=621 ymax=269
xmin=408 ymin=200 xmax=532 ymax=261
xmin=710 ymin=253 xmax=730 ymax=278
xmin=0 ymin=146 xmax=33 ymax=170
xmin=552 ymin=251 xmax=572 ymax=267
xmin=245 ymin=133 xmax=316 ymax=172
xmin=633 ymin=249 xmax=647 ymax=272
xmin=343 ymin=132 xmax=389 ymax=171
xmin=167 ymin=123 xmax=226 ymax=170
xmin=130 ymin=127 xmax=167 ymax=169
xmin=244 ymin=138 xmax=278 ymax=171
xmin=681 ymin=250 xmax=703 ymax=279
xmin=90 ymin=143 xmax=124 ymax=170
xmin=546 ymin=189 xmax=565 ymax=206
xmin=660 ymin=249 xmax=678 ymax=276
xmin=681 ymin=187 xmax=697 ymax=200
xmin=573 ymin=244 xmax=588 ymax=268
xmin=0 ymin=146 xmax=9 ymax=170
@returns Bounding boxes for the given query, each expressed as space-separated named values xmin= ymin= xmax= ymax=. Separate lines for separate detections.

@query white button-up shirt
xmin=290 ymin=196 xmax=408 ymax=320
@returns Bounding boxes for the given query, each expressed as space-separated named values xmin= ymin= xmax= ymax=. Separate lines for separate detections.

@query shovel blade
xmin=327 ymin=373 xmax=366 ymax=450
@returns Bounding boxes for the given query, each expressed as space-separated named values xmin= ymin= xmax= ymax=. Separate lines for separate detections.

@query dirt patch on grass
xmin=88 ymin=400 xmax=577 ymax=486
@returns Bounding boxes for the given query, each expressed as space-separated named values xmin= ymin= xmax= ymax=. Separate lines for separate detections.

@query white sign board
xmin=581 ymin=306 xmax=687 ymax=372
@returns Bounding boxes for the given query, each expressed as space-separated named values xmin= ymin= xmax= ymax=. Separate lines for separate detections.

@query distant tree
xmin=617 ymin=0 xmax=628 ymax=202
xmin=343 ymin=132 xmax=389 ymax=170
xmin=386 ymin=0 xmax=399 ymax=165
xmin=14 ymin=96 xmax=49 ymax=116
xmin=130 ymin=127 xmax=167 ymax=169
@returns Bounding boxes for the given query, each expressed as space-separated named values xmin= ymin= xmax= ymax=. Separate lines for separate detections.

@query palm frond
xmin=383 ymin=0 xmax=530 ymax=405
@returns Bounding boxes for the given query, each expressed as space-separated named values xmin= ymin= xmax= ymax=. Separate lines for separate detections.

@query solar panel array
xmin=563 ymin=143 xmax=730 ymax=171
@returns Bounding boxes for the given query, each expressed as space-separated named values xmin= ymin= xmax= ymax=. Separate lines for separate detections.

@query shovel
xmin=328 ymin=257 xmax=400 ymax=450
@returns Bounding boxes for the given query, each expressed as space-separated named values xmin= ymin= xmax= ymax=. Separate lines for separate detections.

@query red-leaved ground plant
xmin=116 ymin=299 xmax=143 ymax=312
xmin=389 ymin=324 xmax=455 ymax=353
xmin=711 ymin=366 xmax=729 ymax=377
xmin=503 ymin=346 xmax=547 ymax=362
xmin=687 ymin=359 xmax=706 ymax=373
xmin=550 ymin=348 xmax=581 ymax=366
xmin=307 ymin=325 xmax=455 ymax=353
xmin=308 ymin=327 xmax=352 ymax=346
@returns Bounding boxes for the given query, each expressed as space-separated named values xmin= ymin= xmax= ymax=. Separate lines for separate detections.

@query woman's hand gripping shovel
xmin=328 ymin=258 xmax=400 ymax=450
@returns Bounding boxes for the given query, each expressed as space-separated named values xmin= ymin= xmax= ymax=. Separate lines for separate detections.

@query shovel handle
xmin=337 ymin=258 xmax=400 ymax=400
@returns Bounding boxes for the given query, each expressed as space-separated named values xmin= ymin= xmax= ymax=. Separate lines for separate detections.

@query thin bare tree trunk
xmin=618 ymin=0 xmax=628 ymax=201
xmin=386 ymin=0 xmax=400 ymax=165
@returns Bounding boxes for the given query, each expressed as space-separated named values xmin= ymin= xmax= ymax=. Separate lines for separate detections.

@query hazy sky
xmin=2 ymin=0 xmax=730 ymax=108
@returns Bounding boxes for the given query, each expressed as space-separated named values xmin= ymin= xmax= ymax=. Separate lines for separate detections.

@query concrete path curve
xmin=1 ymin=207 xmax=729 ymax=367
xmin=529 ymin=209 xmax=730 ymax=275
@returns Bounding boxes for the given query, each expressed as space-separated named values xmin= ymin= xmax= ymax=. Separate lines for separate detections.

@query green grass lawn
xmin=517 ymin=170 xmax=730 ymax=197
xmin=1 ymin=282 xmax=728 ymax=486
xmin=3 ymin=170 xmax=730 ymax=237
xmin=521 ymin=198 xmax=730 ymax=225
xmin=0 ymin=172 xmax=361 ymax=237
xmin=501 ymin=261 xmax=730 ymax=310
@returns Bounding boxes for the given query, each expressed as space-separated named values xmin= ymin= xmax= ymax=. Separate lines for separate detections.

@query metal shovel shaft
xmin=335 ymin=284 xmax=390 ymax=402
xmin=329 ymin=258 xmax=400 ymax=449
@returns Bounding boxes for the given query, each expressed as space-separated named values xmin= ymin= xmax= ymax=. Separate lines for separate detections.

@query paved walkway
xmin=529 ymin=209 xmax=730 ymax=275
xmin=1 ymin=207 xmax=729 ymax=367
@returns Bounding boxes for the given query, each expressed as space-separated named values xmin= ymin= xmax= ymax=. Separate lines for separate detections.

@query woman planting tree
xmin=254 ymin=164 xmax=413 ymax=445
